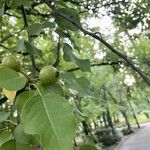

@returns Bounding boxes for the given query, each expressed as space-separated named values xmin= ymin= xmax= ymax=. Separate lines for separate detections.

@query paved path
xmin=116 ymin=123 xmax=150 ymax=150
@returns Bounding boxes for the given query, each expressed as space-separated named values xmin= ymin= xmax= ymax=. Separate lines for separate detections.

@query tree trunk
xmin=106 ymin=107 xmax=116 ymax=137
xmin=82 ymin=121 xmax=97 ymax=143
xmin=102 ymin=86 xmax=116 ymax=137
xmin=128 ymin=100 xmax=140 ymax=128
xmin=121 ymin=110 xmax=131 ymax=130
xmin=98 ymin=116 xmax=103 ymax=127
xmin=103 ymin=112 xmax=108 ymax=127
xmin=74 ymin=139 xmax=77 ymax=147
xmin=144 ymin=112 xmax=150 ymax=119
xmin=82 ymin=121 xmax=90 ymax=136
xmin=113 ymin=113 xmax=118 ymax=123
xmin=108 ymin=90 xmax=131 ymax=130
xmin=93 ymin=119 xmax=97 ymax=129
xmin=127 ymin=87 xmax=140 ymax=128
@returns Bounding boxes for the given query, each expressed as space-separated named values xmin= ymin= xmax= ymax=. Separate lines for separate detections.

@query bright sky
xmin=86 ymin=14 xmax=136 ymax=86
xmin=87 ymin=15 xmax=116 ymax=36
xmin=86 ymin=15 xmax=116 ymax=59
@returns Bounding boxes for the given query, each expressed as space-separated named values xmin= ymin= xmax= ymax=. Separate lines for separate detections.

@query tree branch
xmin=53 ymin=37 xmax=61 ymax=67
xmin=67 ymin=61 xmax=121 ymax=72
xmin=0 ymin=43 xmax=8 ymax=49
xmin=0 ymin=28 xmax=24 ymax=43
xmin=21 ymin=5 xmax=36 ymax=77
xmin=42 ymin=0 xmax=150 ymax=86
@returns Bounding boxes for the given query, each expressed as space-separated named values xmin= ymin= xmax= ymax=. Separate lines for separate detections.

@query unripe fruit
xmin=2 ymin=55 xmax=21 ymax=72
xmin=39 ymin=65 xmax=58 ymax=86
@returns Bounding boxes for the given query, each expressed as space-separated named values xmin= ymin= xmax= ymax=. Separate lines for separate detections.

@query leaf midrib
xmin=39 ymin=93 xmax=61 ymax=149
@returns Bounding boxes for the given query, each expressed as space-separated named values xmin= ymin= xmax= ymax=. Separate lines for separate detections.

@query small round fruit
xmin=39 ymin=65 xmax=58 ymax=86
xmin=2 ymin=55 xmax=21 ymax=71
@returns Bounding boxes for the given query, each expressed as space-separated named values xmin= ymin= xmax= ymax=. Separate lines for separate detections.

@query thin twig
xmin=67 ymin=61 xmax=122 ymax=72
xmin=53 ymin=37 xmax=61 ymax=67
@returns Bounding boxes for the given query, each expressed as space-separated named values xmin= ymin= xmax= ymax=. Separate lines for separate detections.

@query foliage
xmin=95 ymin=128 xmax=121 ymax=146
xmin=0 ymin=0 xmax=149 ymax=149
xmin=122 ymin=128 xmax=133 ymax=135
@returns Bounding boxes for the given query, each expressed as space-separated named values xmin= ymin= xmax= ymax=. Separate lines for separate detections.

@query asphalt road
xmin=116 ymin=123 xmax=150 ymax=150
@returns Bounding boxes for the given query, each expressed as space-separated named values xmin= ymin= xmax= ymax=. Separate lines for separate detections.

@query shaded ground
xmin=116 ymin=123 xmax=150 ymax=150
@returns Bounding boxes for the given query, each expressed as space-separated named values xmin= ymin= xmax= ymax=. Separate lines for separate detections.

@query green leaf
xmin=12 ymin=39 xmax=42 ymax=56
xmin=27 ymin=23 xmax=43 ymax=35
xmin=24 ymin=41 xmax=42 ymax=56
xmin=0 ymin=131 xmax=13 ymax=147
xmin=0 ymin=68 xmax=26 ymax=91
xmin=79 ymin=144 xmax=98 ymax=150
xmin=12 ymin=39 xmax=26 ymax=52
xmin=55 ymin=29 xmax=79 ymax=50
xmin=63 ymin=43 xmax=91 ymax=72
xmin=11 ymin=0 xmax=31 ymax=7
xmin=14 ymin=124 xmax=30 ymax=145
xmin=55 ymin=8 xmax=81 ymax=31
xmin=27 ymin=22 xmax=55 ymax=35
xmin=16 ymin=142 xmax=33 ymax=150
xmin=0 ymin=112 xmax=9 ymax=123
xmin=61 ymin=73 xmax=92 ymax=97
xmin=0 ymin=139 xmax=32 ymax=150
xmin=0 ymin=140 xmax=16 ymax=150
xmin=16 ymin=142 xmax=31 ymax=150
xmin=55 ymin=1 xmax=68 ymax=8
xmin=15 ymin=91 xmax=34 ymax=113
xmin=21 ymin=90 xmax=76 ymax=150
xmin=55 ymin=29 xmax=71 ymax=38
xmin=42 ymin=21 xmax=55 ymax=28
xmin=47 ymin=83 xmax=64 ymax=96
xmin=14 ymin=124 xmax=39 ymax=145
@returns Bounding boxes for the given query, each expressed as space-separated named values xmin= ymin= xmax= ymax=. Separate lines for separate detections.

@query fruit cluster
xmin=2 ymin=54 xmax=58 ymax=86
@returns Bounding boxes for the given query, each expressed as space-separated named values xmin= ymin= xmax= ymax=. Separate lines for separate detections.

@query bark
xmin=106 ymin=107 xmax=116 ymax=136
xmin=103 ymin=86 xmax=116 ymax=137
xmin=127 ymin=87 xmax=140 ymax=128
xmin=82 ymin=121 xmax=97 ymax=143
xmin=128 ymin=100 xmax=140 ymax=128
xmin=82 ymin=121 xmax=91 ymax=136
xmin=108 ymin=90 xmax=132 ymax=131
xmin=103 ymin=112 xmax=108 ymax=127
xmin=121 ymin=110 xmax=132 ymax=130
